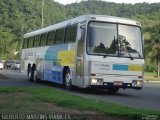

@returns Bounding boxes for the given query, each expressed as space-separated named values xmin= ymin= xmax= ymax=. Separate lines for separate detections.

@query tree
xmin=149 ymin=24 xmax=160 ymax=77
xmin=0 ymin=29 xmax=18 ymax=59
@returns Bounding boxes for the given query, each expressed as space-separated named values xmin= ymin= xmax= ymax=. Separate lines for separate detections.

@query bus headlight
xmin=132 ymin=80 xmax=142 ymax=87
xmin=91 ymin=79 xmax=97 ymax=85
xmin=91 ymin=79 xmax=103 ymax=85
xmin=137 ymin=80 xmax=142 ymax=87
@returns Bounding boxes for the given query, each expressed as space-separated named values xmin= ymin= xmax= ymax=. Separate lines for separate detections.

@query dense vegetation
xmin=0 ymin=0 xmax=159 ymax=74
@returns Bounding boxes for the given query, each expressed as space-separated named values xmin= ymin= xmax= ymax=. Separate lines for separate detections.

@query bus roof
xmin=24 ymin=14 xmax=141 ymax=38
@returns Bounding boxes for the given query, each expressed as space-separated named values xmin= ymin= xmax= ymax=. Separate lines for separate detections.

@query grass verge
xmin=144 ymin=72 xmax=160 ymax=81
xmin=0 ymin=86 xmax=159 ymax=120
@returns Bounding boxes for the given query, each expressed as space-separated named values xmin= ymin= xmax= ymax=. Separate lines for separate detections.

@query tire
xmin=108 ymin=88 xmax=119 ymax=93
xmin=27 ymin=66 xmax=33 ymax=81
xmin=64 ymin=69 xmax=72 ymax=89
xmin=32 ymin=65 xmax=39 ymax=82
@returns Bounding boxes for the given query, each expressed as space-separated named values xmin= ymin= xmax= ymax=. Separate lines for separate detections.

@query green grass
xmin=0 ymin=87 xmax=159 ymax=120
xmin=145 ymin=72 xmax=156 ymax=76
xmin=144 ymin=72 xmax=160 ymax=81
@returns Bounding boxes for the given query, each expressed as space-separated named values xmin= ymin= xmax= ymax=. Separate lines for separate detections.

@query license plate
xmin=113 ymin=81 xmax=123 ymax=86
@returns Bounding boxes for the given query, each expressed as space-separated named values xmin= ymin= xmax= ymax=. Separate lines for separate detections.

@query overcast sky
xmin=54 ymin=0 xmax=160 ymax=5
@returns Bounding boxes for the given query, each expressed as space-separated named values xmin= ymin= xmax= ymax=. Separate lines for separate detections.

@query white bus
xmin=21 ymin=15 xmax=144 ymax=93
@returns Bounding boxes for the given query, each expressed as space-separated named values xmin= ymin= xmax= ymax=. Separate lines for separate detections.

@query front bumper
xmin=90 ymin=82 xmax=143 ymax=90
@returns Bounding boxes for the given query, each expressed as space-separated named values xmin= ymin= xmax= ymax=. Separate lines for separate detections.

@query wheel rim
xmin=33 ymin=71 xmax=36 ymax=82
xmin=66 ymin=72 xmax=71 ymax=87
xmin=28 ymin=71 xmax=31 ymax=79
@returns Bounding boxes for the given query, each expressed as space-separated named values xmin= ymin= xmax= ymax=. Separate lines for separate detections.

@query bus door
xmin=75 ymin=22 xmax=86 ymax=87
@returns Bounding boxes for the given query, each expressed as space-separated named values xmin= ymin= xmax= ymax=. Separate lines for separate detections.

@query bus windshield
xmin=87 ymin=21 xmax=143 ymax=58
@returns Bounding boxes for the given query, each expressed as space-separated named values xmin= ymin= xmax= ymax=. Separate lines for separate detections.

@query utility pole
xmin=42 ymin=0 xmax=44 ymax=28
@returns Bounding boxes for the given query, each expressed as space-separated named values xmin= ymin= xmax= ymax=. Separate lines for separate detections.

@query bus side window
xmin=65 ymin=24 xmax=77 ymax=43
xmin=47 ymin=31 xmax=55 ymax=46
xmin=23 ymin=38 xmax=28 ymax=49
xmin=34 ymin=35 xmax=41 ymax=47
xmin=55 ymin=28 xmax=65 ymax=44
xmin=40 ymin=33 xmax=48 ymax=46
xmin=28 ymin=37 xmax=34 ymax=48
xmin=32 ymin=36 xmax=35 ymax=47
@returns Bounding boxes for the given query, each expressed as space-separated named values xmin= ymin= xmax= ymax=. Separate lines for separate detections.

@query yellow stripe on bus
xmin=58 ymin=50 xmax=75 ymax=66
xmin=128 ymin=65 xmax=142 ymax=71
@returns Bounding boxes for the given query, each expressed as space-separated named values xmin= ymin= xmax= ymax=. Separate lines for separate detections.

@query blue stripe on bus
xmin=44 ymin=68 xmax=63 ymax=84
xmin=112 ymin=64 xmax=128 ymax=71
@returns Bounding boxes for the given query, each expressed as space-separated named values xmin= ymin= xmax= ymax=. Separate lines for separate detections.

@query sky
xmin=54 ymin=0 xmax=160 ymax=5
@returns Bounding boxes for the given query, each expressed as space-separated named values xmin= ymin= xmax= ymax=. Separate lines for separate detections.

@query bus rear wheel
xmin=64 ymin=69 xmax=72 ymax=89
xmin=31 ymin=65 xmax=39 ymax=82
xmin=28 ymin=66 xmax=33 ymax=81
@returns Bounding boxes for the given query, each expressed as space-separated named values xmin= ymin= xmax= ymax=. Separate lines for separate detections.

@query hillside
xmin=0 ymin=0 xmax=159 ymax=72
xmin=0 ymin=0 xmax=66 ymax=59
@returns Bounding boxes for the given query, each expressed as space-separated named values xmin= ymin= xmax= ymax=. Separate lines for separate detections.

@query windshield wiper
xmin=103 ymin=54 xmax=108 ymax=58
xmin=128 ymin=52 xmax=134 ymax=60
xmin=136 ymin=51 xmax=142 ymax=58
xmin=119 ymin=49 xmax=134 ymax=60
xmin=103 ymin=51 xmax=108 ymax=58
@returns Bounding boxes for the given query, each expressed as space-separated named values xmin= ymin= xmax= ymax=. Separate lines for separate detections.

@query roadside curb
xmin=144 ymin=80 xmax=160 ymax=83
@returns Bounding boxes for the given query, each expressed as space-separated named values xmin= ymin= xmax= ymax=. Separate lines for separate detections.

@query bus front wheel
xmin=64 ymin=69 xmax=72 ymax=89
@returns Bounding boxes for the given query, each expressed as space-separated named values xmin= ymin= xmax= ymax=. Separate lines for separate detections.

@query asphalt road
xmin=0 ymin=69 xmax=160 ymax=112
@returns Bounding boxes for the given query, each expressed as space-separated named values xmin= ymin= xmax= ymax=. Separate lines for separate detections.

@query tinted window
xmin=23 ymin=38 xmax=28 ymax=49
xmin=34 ymin=35 xmax=41 ymax=47
xmin=65 ymin=25 xmax=77 ymax=43
xmin=40 ymin=33 xmax=48 ymax=46
xmin=87 ymin=22 xmax=142 ymax=58
xmin=87 ymin=22 xmax=118 ymax=55
xmin=55 ymin=28 xmax=64 ymax=44
xmin=47 ymin=31 xmax=55 ymax=46
xmin=118 ymin=25 xmax=142 ymax=58
xmin=28 ymin=37 xmax=34 ymax=48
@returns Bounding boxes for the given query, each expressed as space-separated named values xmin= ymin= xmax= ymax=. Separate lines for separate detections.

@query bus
xmin=21 ymin=15 xmax=144 ymax=93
